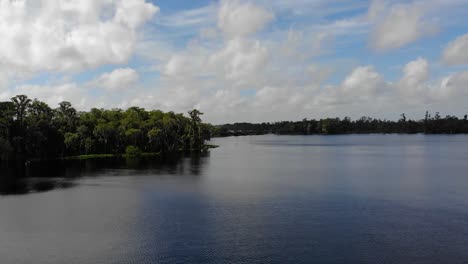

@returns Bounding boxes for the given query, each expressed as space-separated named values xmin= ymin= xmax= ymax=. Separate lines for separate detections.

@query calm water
xmin=1 ymin=135 xmax=468 ymax=264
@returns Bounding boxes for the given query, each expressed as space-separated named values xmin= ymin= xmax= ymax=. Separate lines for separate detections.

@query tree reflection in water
xmin=0 ymin=152 xmax=209 ymax=196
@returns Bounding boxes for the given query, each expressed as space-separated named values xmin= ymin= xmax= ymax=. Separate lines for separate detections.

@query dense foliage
xmin=0 ymin=95 xmax=212 ymax=161
xmin=215 ymin=113 xmax=468 ymax=136
xmin=3 ymin=94 xmax=468 ymax=161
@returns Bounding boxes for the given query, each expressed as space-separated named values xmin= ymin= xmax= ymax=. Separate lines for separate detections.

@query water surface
xmin=1 ymin=135 xmax=468 ymax=263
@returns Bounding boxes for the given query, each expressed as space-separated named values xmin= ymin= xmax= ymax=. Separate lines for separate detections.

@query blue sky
xmin=0 ymin=0 xmax=468 ymax=123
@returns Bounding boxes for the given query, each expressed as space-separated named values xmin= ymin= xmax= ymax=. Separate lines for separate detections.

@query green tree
xmin=147 ymin=127 xmax=162 ymax=152
xmin=188 ymin=109 xmax=203 ymax=150
xmin=125 ymin=145 xmax=142 ymax=157
xmin=64 ymin=133 xmax=80 ymax=155
xmin=0 ymin=101 xmax=15 ymax=139
xmin=56 ymin=101 xmax=78 ymax=133
xmin=125 ymin=128 xmax=142 ymax=146
xmin=11 ymin=95 xmax=32 ymax=124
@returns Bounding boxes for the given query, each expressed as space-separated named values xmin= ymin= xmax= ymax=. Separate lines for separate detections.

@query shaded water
xmin=1 ymin=135 xmax=468 ymax=263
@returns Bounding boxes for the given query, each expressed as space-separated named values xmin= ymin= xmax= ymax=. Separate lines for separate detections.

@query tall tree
xmin=56 ymin=101 xmax=78 ymax=133
xmin=11 ymin=95 xmax=31 ymax=124
xmin=188 ymin=109 xmax=203 ymax=150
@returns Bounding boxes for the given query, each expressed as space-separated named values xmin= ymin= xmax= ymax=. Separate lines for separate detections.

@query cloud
xmin=11 ymin=57 xmax=468 ymax=124
xmin=164 ymin=54 xmax=208 ymax=77
xmin=218 ymin=0 xmax=274 ymax=38
xmin=3 ymin=0 xmax=468 ymax=123
xmin=114 ymin=0 xmax=158 ymax=28
xmin=310 ymin=66 xmax=388 ymax=110
xmin=158 ymin=1 xmax=280 ymax=80
xmin=438 ymin=71 xmax=468 ymax=99
xmin=142 ymin=1 xmax=465 ymax=123
xmin=0 ymin=0 xmax=158 ymax=74
xmin=4 ymin=67 xmax=141 ymax=110
xmin=442 ymin=34 xmax=468 ymax=65
xmin=157 ymin=4 xmax=217 ymax=27
xmin=369 ymin=0 xmax=435 ymax=51
xmin=91 ymin=68 xmax=139 ymax=91
xmin=342 ymin=66 xmax=385 ymax=96
xmin=402 ymin=58 xmax=429 ymax=84
xmin=254 ymin=86 xmax=300 ymax=108
xmin=398 ymin=57 xmax=429 ymax=98
xmin=210 ymin=38 xmax=269 ymax=82
xmin=9 ymin=83 xmax=88 ymax=109
xmin=0 ymin=71 xmax=8 ymax=91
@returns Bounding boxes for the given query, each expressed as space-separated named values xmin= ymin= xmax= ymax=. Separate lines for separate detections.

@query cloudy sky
xmin=0 ymin=0 xmax=468 ymax=123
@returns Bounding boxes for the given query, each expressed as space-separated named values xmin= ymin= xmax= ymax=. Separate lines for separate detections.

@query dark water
xmin=1 ymin=135 xmax=468 ymax=264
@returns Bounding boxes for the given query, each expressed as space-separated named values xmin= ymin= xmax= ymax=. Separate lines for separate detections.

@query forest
xmin=2 ymin=94 xmax=468 ymax=162
xmin=214 ymin=113 xmax=468 ymax=136
xmin=0 ymin=95 xmax=212 ymax=161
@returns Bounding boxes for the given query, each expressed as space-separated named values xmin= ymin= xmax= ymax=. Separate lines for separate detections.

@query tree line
xmin=2 ymin=94 xmax=467 ymax=162
xmin=0 ymin=95 xmax=212 ymax=161
xmin=214 ymin=113 xmax=468 ymax=136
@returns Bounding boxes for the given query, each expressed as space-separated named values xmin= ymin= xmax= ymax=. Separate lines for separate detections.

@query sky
xmin=0 ymin=0 xmax=468 ymax=124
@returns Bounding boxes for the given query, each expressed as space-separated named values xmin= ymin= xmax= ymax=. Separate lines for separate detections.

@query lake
xmin=1 ymin=134 xmax=468 ymax=264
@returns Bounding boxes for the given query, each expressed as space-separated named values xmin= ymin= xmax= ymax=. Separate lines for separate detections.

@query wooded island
xmin=0 ymin=95 xmax=212 ymax=161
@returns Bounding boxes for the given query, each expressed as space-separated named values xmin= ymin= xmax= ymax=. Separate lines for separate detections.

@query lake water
xmin=1 ymin=135 xmax=468 ymax=264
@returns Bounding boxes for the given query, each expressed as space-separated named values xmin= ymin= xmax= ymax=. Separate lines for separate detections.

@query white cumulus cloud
xmin=443 ymin=34 xmax=468 ymax=65
xmin=369 ymin=0 xmax=434 ymax=51
xmin=218 ymin=0 xmax=274 ymax=38
xmin=0 ymin=0 xmax=158 ymax=73
xmin=399 ymin=58 xmax=429 ymax=91
xmin=4 ymin=0 xmax=468 ymax=123
xmin=438 ymin=71 xmax=468 ymax=99
xmin=210 ymin=38 xmax=269 ymax=82
xmin=91 ymin=68 xmax=139 ymax=91
xmin=10 ymin=83 xmax=88 ymax=109
xmin=342 ymin=66 xmax=385 ymax=96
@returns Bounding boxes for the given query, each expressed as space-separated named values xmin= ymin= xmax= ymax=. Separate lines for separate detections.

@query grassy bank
xmin=63 ymin=153 xmax=161 ymax=160
xmin=63 ymin=145 xmax=218 ymax=161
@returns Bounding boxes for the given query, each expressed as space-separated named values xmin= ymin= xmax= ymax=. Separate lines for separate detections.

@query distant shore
xmin=213 ymin=113 xmax=468 ymax=137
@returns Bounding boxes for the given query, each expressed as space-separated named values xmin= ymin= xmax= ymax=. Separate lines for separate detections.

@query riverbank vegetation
xmin=0 ymin=95 xmax=212 ymax=161
xmin=214 ymin=113 xmax=468 ymax=136
xmin=3 ymin=94 xmax=468 ymax=162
